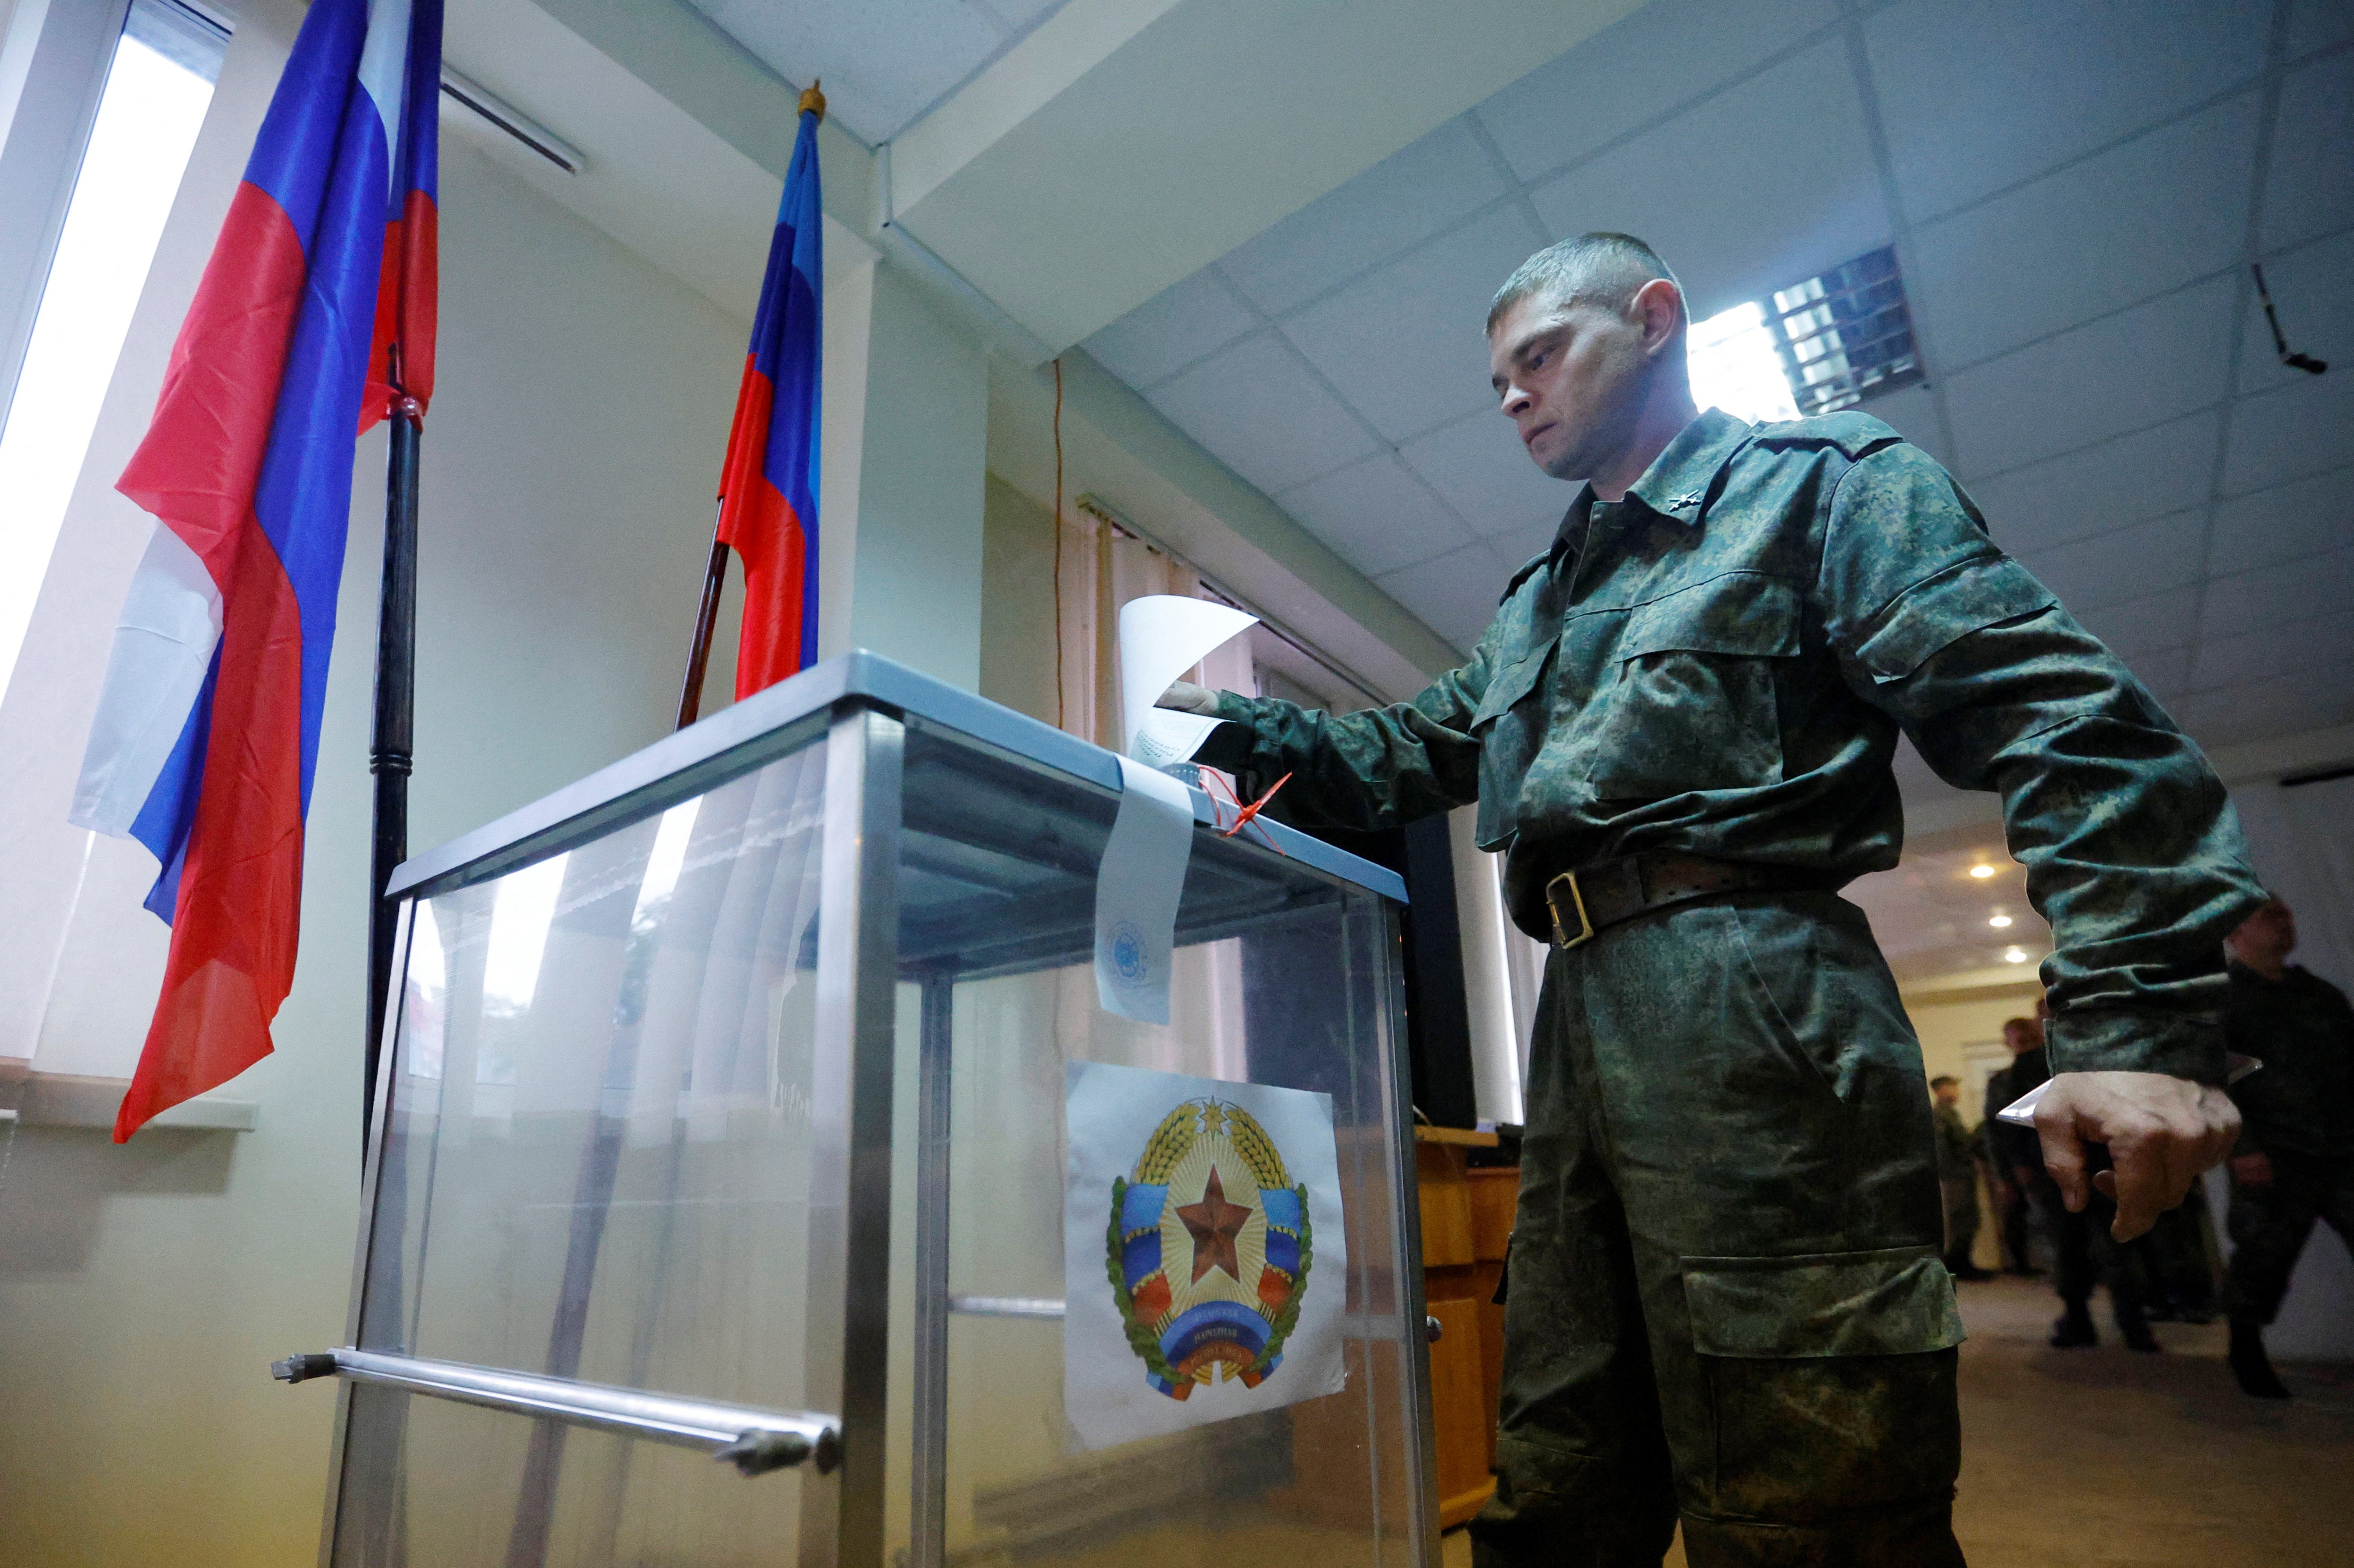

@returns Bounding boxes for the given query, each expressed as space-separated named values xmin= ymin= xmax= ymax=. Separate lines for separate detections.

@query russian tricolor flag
xmin=71 ymin=0 xmax=442 ymax=1140
xmin=715 ymin=101 xmax=822 ymax=699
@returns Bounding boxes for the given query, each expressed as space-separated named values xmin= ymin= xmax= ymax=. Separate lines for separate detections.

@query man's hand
xmin=2230 ymin=1151 xmax=2275 ymax=1189
xmin=2034 ymin=1072 xmax=2241 ymax=1241
xmin=1158 ymin=680 xmax=1220 ymax=716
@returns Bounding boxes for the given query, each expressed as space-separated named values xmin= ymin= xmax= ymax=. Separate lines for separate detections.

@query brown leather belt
xmin=1544 ymin=851 xmax=1825 ymax=950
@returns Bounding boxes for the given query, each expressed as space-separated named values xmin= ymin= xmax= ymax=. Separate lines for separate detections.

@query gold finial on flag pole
xmin=799 ymin=79 xmax=826 ymax=120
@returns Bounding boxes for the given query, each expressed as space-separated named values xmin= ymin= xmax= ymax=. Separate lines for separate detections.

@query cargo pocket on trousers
xmin=1682 ymin=1247 xmax=1964 ymax=1519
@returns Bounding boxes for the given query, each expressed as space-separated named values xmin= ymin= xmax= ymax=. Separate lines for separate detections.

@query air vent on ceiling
xmin=1766 ymin=246 xmax=1923 ymax=417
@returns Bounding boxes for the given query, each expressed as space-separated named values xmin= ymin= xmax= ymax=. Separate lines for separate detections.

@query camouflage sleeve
xmin=1818 ymin=442 xmax=2266 ymax=1084
xmin=1190 ymin=645 xmax=1490 ymax=835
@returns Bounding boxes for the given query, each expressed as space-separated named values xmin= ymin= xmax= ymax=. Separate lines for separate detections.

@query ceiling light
xmin=1688 ymin=301 xmax=1801 ymax=425
xmin=1968 ymin=864 xmax=1995 ymax=879
xmin=1766 ymin=246 xmax=1924 ymax=417
xmin=1988 ymin=914 xmax=2012 ymax=929
xmin=2003 ymin=947 xmax=2028 ymax=964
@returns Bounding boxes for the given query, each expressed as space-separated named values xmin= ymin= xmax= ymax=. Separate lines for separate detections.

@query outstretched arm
xmin=1165 ymin=648 xmax=1494 ymax=835
xmin=1822 ymin=442 xmax=2266 ymax=1239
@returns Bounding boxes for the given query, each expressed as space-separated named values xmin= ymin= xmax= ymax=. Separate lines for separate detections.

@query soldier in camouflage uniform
xmin=1930 ymin=1077 xmax=1988 ymax=1279
xmin=1164 ymin=233 xmax=2257 ymax=1567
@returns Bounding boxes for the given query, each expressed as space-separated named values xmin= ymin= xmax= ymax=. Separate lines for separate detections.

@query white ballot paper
xmin=1996 ymin=1051 xmax=2261 ymax=1126
xmin=1064 ymin=1061 xmax=1348 ymax=1452
xmin=1094 ymin=755 xmax=1193 ymax=1024
xmin=1118 ymin=595 xmax=1258 ymax=769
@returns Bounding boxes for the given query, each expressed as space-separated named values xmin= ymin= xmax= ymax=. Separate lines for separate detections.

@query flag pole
xmin=674 ymin=79 xmax=823 ymax=734
xmin=674 ymin=532 xmax=729 ymax=729
xmin=365 ymin=363 xmax=423 ymax=1147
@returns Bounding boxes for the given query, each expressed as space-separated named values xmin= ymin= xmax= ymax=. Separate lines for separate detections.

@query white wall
xmin=0 ymin=2 xmax=769 ymax=1556
xmin=843 ymin=260 xmax=987 ymax=689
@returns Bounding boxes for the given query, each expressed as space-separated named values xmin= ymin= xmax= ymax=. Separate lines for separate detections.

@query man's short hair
xmin=1487 ymin=232 xmax=1680 ymax=334
xmin=2001 ymin=1017 xmax=2033 ymax=1036
xmin=1930 ymin=1075 xmax=1958 ymax=1091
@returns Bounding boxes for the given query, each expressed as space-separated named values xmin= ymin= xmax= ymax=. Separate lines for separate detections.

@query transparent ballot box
xmin=295 ymin=653 xmax=1435 ymax=1568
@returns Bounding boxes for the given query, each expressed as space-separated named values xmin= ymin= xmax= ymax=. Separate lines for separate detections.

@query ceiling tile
xmin=1143 ymin=332 xmax=1378 ymax=496
xmin=982 ymin=0 xmax=1065 ymax=25
xmin=1279 ymin=204 xmax=1547 ymax=445
xmin=2238 ymin=226 xmax=2353 ymax=395
xmin=2222 ymin=369 xmax=2354 ymax=493
xmin=1941 ymin=275 xmax=2237 ymax=476
xmin=1375 ymin=541 xmax=1514 ymax=654
xmin=1474 ymin=0 xmax=1837 ymax=184
xmin=1398 ymin=410 xmax=1573 ymax=542
xmin=2261 ymin=52 xmax=2354 ymax=253
xmin=1081 ymin=267 xmax=1259 ymax=390
xmin=2015 ymin=508 xmax=2206 ymax=616
xmin=1865 ymin=0 xmax=2268 ymax=222
xmin=2199 ymin=544 xmax=2354 ymax=640
xmin=2288 ymin=0 xmax=2354 ymax=58
xmin=2190 ymin=606 xmax=2354 ymax=692
xmin=1859 ymin=384 xmax=1951 ymax=469
xmin=1276 ymin=453 xmax=1478 ymax=579
xmin=2207 ymin=463 xmax=2354 ymax=575
xmin=2129 ymin=642 xmax=2195 ymax=701
xmin=1527 ymin=39 xmax=1890 ymax=321
xmin=685 ymin=0 xmax=1010 ymax=144
xmin=1219 ymin=121 xmax=1512 ymax=317
xmin=1962 ymin=410 xmax=2219 ymax=550
xmin=2072 ymin=583 xmax=2199 ymax=660
xmin=1908 ymin=94 xmax=2260 ymax=369
xmin=2173 ymin=671 xmax=2354 ymax=751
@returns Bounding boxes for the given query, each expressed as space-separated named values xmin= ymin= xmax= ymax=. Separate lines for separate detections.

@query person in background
xmin=2219 ymin=897 xmax=2354 ymax=1400
xmin=1932 ymin=1076 xmax=1991 ymax=1279
xmin=1992 ymin=1006 xmax=2158 ymax=1349
xmin=1982 ymin=1018 xmax=2045 ymax=1274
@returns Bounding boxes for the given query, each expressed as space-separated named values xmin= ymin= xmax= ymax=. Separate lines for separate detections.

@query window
xmin=1766 ymin=246 xmax=1924 ymax=417
xmin=1686 ymin=246 xmax=1928 ymax=425
xmin=0 ymin=0 xmax=226 ymax=699
xmin=1687 ymin=300 xmax=1802 ymax=425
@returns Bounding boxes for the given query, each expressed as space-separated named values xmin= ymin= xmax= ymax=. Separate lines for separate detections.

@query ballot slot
xmin=313 ymin=655 xmax=1429 ymax=1568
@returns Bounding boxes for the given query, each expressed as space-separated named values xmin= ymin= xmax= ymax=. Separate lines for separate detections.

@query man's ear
xmin=1632 ymin=278 xmax=1684 ymax=356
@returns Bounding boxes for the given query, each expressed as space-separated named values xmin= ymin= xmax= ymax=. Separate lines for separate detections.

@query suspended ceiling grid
xmin=1077 ymin=0 xmax=2353 ymax=766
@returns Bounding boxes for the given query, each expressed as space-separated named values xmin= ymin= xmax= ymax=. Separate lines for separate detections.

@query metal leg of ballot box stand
xmin=911 ymin=970 xmax=955 ymax=1568
xmin=813 ymin=705 xmax=907 ymax=1568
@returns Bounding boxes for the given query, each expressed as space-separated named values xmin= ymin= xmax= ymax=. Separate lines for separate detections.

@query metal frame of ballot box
xmin=279 ymin=651 xmax=1438 ymax=1568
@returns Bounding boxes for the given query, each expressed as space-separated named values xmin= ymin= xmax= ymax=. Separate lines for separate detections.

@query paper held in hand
xmin=1995 ymin=1052 xmax=2261 ymax=1126
xmin=1119 ymin=596 xmax=1257 ymax=768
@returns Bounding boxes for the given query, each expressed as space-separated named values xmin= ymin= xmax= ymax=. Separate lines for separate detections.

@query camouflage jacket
xmin=1195 ymin=407 xmax=2265 ymax=1081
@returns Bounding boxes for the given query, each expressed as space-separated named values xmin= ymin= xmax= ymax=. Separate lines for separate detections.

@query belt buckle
xmin=1547 ymin=869 xmax=1594 ymax=950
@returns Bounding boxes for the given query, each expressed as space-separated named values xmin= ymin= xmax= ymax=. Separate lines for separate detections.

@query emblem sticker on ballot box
xmin=1064 ymin=1061 xmax=1348 ymax=1450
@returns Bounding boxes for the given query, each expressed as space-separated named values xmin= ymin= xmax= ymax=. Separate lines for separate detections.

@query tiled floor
xmin=1438 ymin=1274 xmax=2354 ymax=1566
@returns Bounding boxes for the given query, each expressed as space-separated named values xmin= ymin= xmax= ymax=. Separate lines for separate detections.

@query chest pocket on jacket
xmin=1469 ymin=634 xmax=1557 ymax=846
xmin=1585 ymin=571 xmax=1799 ymax=801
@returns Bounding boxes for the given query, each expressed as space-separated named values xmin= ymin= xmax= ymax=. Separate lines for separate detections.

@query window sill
xmin=0 ymin=1058 xmax=257 ymax=1131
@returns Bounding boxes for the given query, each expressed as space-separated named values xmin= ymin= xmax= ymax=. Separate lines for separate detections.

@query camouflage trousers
xmin=1470 ymin=892 xmax=1966 ymax=1568
xmin=2220 ymin=1152 xmax=2354 ymax=1325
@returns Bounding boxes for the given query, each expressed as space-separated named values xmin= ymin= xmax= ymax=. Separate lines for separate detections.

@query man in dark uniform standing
xmin=1982 ymin=1016 xmax=2045 ymax=1273
xmin=2218 ymin=897 xmax=2354 ymax=1399
xmin=1161 ymin=233 xmax=2257 ymax=1565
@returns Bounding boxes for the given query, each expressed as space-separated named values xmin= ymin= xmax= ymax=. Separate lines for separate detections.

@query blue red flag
xmin=71 ymin=0 xmax=442 ymax=1140
xmin=715 ymin=104 xmax=822 ymax=698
